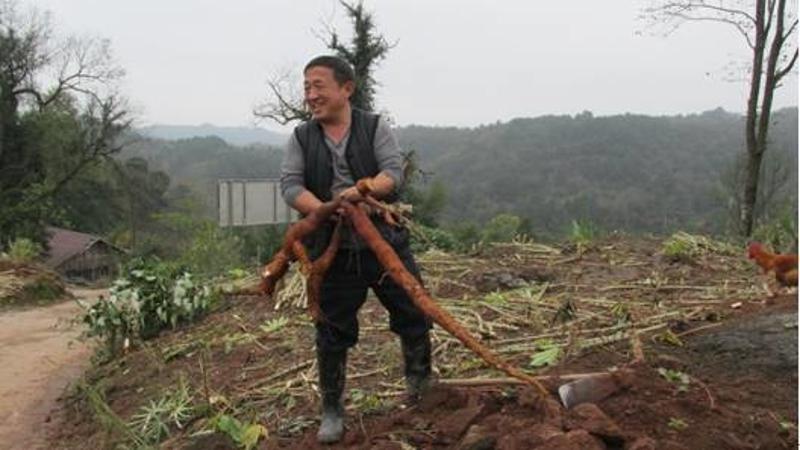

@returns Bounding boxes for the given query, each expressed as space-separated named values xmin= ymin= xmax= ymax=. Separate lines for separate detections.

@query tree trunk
xmin=741 ymin=150 xmax=765 ymax=236
xmin=740 ymin=0 xmax=767 ymax=237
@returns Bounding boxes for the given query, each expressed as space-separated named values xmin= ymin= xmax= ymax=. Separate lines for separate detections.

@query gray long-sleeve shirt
xmin=280 ymin=116 xmax=404 ymax=206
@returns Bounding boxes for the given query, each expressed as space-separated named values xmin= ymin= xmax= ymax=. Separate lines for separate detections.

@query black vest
xmin=293 ymin=108 xmax=406 ymax=257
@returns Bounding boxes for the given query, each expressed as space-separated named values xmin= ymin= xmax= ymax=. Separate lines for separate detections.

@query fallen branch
xmin=630 ymin=330 xmax=645 ymax=364
xmin=438 ymin=371 xmax=611 ymax=387
xmin=240 ymin=359 xmax=315 ymax=392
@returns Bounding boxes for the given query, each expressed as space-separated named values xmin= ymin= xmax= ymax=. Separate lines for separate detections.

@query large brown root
xmin=342 ymin=202 xmax=551 ymax=398
xmin=259 ymin=199 xmax=342 ymax=296
xmin=307 ymin=221 xmax=342 ymax=322
xmin=257 ymin=189 xmax=552 ymax=403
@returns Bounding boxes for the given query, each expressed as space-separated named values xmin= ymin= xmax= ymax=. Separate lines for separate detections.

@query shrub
xmin=7 ymin=238 xmax=41 ymax=263
xmin=482 ymin=214 xmax=523 ymax=243
xmin=410 ymin=225 xmax=459 ymax=252
xmin=179 ymin=222 xmax=244 ymax=276
xmin=752 ymin=206 xmax=798 ymax=254
xmin=569 ymin=219 xmax=599 ymax=247
xmin=82 ymin=259 xmax=215 ymax=353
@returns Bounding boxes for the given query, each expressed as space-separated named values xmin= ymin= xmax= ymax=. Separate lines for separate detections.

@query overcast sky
xmin=34 ymin=0 xmax=798 ymax=133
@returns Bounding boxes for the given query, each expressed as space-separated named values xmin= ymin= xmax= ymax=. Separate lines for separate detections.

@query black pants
xmin=315 ymin=243 xmax=432 ymax=353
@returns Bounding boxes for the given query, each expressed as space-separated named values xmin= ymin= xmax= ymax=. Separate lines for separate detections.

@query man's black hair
xmin=304 ymin=55 xmax=355 ymax=86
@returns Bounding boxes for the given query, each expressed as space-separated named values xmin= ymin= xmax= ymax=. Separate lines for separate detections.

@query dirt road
xmin=0 ymin=289 xmax=101 ymax=450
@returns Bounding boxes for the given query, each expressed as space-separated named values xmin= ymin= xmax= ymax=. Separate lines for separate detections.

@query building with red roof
xmin=44 ymin=227 xmax=126 ymax=282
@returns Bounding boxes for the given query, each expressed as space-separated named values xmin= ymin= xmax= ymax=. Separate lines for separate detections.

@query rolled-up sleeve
xmin=280 ymin=132 xmax=307 ymax=206
xmin=373 ymin=117 xmax=404 ymax=191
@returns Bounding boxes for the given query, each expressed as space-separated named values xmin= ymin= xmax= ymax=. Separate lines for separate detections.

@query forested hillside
xmin=397 ymin=107 xmax=798 ymax=235
xmin=121 ymin=136 xmax=285 ymax=215
xmin=124 ymin=108 xmax=797 ymax=236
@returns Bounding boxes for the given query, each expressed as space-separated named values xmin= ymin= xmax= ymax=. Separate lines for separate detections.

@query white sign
xmin=218 ymin=178 xmax=298 ymax=226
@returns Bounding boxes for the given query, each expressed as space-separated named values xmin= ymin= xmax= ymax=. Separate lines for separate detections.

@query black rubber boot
xmin=317 ymin=348 xmax=347 ymax=444
xmin=401 ymin=332 xmax=433 ymax=404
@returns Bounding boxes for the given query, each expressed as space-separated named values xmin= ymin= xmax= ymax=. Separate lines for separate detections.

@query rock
xmin=659 ymin=440 xmax=689 ymax=450
xmin=417 ymin=384 xmax=467 ymax=412
xmin=654 ymin=354 xmax=687 ymax=371
xmin=437 ymin=404 xmax=485 ymax=438
xmin=477 ymin=271 xmax=526 ymax=291
xmin=495 ymin=424 xmax=563 ymax=450
xmin=538 ymin=430 xmax=607 ymax=450
xmin=458 ymin=424 xmax=496 ymax=450
xmin=566 ymin=403 xmax=624 ymax=444
xmin=625 ymin=436 xmax=657 ymax=450
xmin=369 ymin=442 xmax=404 ymax=450
xmin=718 ymin=432 xmax=754 ymax=450
xmin=518 ymin=390 xmax=564 ymax=427
xmin=529 ymin=423 xmax=564 ymax=443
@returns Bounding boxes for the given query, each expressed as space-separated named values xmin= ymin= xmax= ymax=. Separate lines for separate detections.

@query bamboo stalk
xmin=241 ymin=359 xmax=314 ymax=391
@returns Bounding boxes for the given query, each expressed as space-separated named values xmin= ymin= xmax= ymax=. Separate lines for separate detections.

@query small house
xmin=44 ymin=227 xmax=126 ymax=282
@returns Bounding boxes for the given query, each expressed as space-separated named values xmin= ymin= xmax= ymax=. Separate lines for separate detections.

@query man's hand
xmin=338 ymin=186 xmax=364 ymax=203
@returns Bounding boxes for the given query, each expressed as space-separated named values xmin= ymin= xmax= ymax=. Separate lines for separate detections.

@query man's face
xmin=304 ymin=66 xmax=353 ymax=123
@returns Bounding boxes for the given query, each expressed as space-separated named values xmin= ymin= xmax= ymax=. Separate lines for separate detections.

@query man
xmin=280 ymin=55 xmax=433 ymax=444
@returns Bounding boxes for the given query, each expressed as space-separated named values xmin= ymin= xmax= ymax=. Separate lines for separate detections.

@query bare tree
xmin=253 ymin=69 xmax=310 ymax=125
xmin=645 ymin=0 xmax=798 ymax=236
xmin=0 ymin=1 xmax=130 ymax=242
xmin=255 ymin=0 xmax=392 ymax=125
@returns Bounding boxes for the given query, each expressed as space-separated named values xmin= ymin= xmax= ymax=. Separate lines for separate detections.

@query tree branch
xmin=775 ymin=48 xmax=798 ymax=81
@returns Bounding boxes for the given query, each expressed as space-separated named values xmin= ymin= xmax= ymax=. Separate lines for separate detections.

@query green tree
xmin=255 ymin=0 xmax=391 ymax=123
xmin=112 ymin=157 xmax=170 ymax=250
xmin=0 ymin=1 xmax=130 ymax=245
xmin=326 ymin=0 xmax=392 ymax=112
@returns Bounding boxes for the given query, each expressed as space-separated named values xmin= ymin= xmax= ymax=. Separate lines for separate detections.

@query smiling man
xmin=279 ymin=55 xmax=433 ymax=444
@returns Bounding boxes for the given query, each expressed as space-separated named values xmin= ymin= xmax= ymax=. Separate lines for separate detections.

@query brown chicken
xmin=747 ymin=242 xmax=798 ymax=291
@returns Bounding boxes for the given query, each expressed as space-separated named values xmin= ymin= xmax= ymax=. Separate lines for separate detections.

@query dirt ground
xmin=268 ymin=298 xmax=799 ymax=450
xmin=46 ymin=238 xmax=799 ymax=449
xmin=0 ymin=288 xmax=101 ymax=450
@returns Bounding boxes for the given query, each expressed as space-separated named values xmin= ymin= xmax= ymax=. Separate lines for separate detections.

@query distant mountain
xmin=138 ymin=124 xmax=287 ymax=147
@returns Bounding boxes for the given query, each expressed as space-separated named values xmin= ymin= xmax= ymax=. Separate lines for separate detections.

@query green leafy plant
xmin=128 ymin=379 xmax=194 ymax=445
xmin=83 ymin=384 xmax=147 ymax=448
xmin=482 ymin=213 xmax=523 ymax=243
xmin=483 ymin=291 xmax=509 ymax=306
xmin=529 ymin=339 xmax=561 ymax=368
xmin=668 ymin=417 xmax=688 ymax=431
xmin=259 ymin=316 xmax=290 ymax=334
xmin=81 ymin=259 xmax=215 ymax=353
xmin=569 ymin=219 xmax=598 ymax=250
xmin=7 ymin=237 xmax=41 ymax=263
xmin=349 ymin=388 xmax=387 ymax=414
xmin=657 ymin=329 xmax=684 ymax=347
xmin=212 ymin=414 xmax=268 ymax=450
xmin=657 ymin=367 xmax=691 ymax=392
xmin=752 ymin=206 xmax=798 ymax=254
xmin=410 ymin=224 xmax=459 ymax=252
xmin=610 ymin=301 xmax=631 ymax=324
xmin=776 ymin=417 xmax=797 ymax=435
xmin=178 ymin=221 xmax=244 ymax=276
xmin=662 ymin=232 xmax=736 ymax=262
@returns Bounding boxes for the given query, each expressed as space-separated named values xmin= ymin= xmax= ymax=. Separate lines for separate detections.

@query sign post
xmin=218 ymin=178 xmax=298 ymax=227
